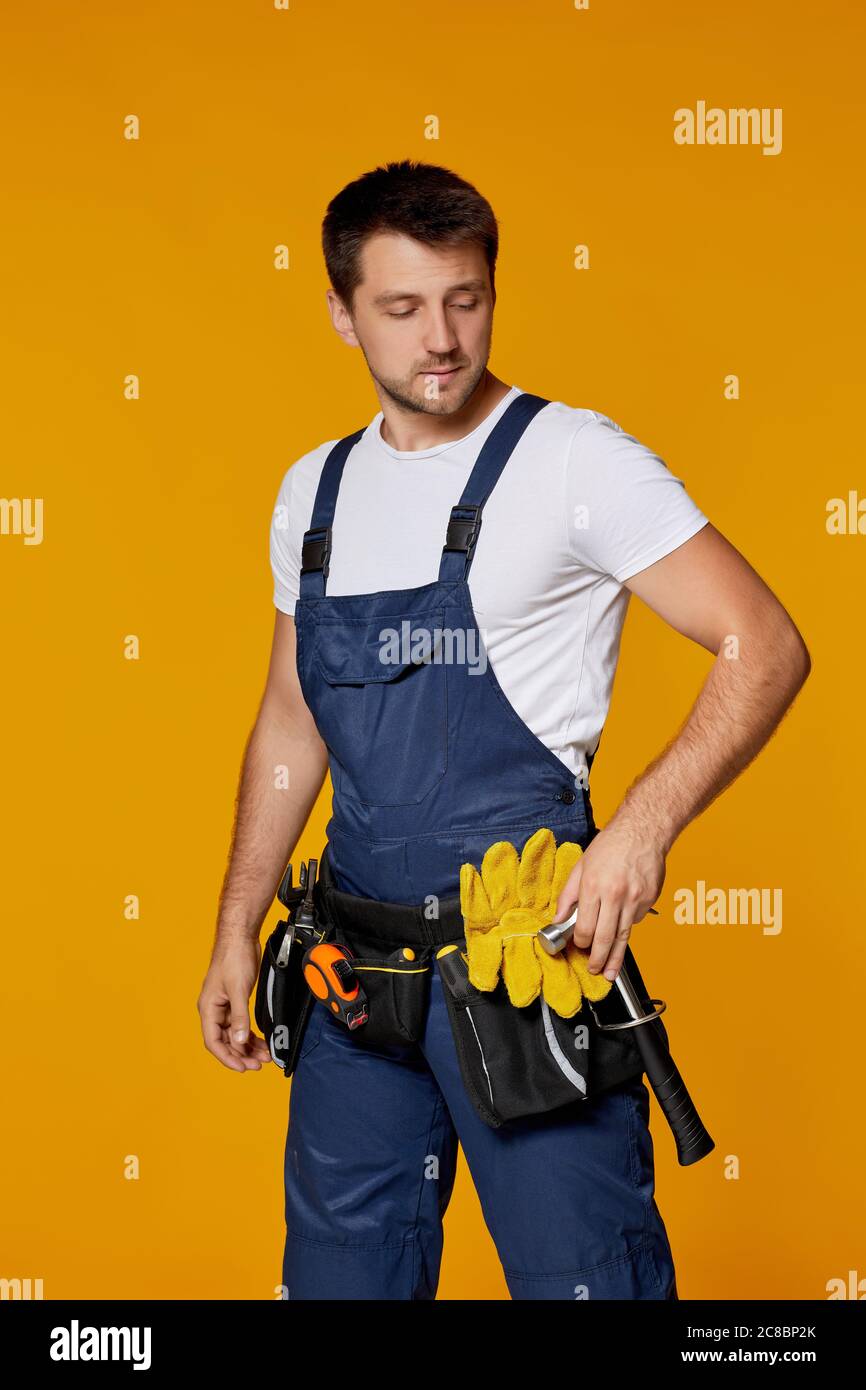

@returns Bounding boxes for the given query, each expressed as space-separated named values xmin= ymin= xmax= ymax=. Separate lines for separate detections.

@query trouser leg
xmin=420 ymin=971 xmax=678 ymax=1300
xmin=282 ymin=1003 xmax=459 ymax=1300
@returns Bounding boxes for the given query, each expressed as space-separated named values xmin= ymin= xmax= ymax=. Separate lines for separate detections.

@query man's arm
xmin=197 ymin=610 xmax=329 ymax=1071
xmin=553 ymin=522 xmax=811 ymax=981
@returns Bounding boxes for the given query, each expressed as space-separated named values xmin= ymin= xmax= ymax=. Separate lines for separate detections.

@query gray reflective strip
xmin=540 ymin=998 xmax=587 ymax=1096
xmin=265 ymin=965 xmax=284 ymax=1066
xmin=464 ymin=1007 xmax=495 ymax=1107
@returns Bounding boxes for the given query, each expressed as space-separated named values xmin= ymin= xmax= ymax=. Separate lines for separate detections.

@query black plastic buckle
xmin=443 ymin=505 xmax=482 ymax=555
xmin=300 ymin=526 xmax=332 ymax=577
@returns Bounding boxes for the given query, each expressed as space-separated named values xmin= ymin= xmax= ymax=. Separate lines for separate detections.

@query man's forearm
xmin=608 ymin=623 xmax=811 ymax=854
xmin=215 ymin=712 xmax=328 ymax=943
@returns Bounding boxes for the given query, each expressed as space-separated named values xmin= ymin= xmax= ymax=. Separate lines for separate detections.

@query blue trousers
xmin=282 ymin=968 xmax=678 ymax=1300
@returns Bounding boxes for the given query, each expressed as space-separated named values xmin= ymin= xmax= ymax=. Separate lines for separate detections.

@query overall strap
xmin=438 ymin=392 xmax=550 ymax=583
xmin=298 ymin=427 xmax=366 ymax=598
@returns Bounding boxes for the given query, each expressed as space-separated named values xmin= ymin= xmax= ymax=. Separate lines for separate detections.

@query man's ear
xmin=326 ymin=288 xmax=359 ymax=347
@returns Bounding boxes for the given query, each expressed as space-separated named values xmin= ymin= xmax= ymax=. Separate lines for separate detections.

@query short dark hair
xmin=321 ymin=159 xmax=499 ymax=314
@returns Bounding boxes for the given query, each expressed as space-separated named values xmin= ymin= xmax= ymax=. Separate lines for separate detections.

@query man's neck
xmin=377 ymin=372 xmax=512 ymax=452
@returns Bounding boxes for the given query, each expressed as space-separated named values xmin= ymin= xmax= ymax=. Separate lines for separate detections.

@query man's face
xmin=327 ymin=232 xmax=495 ymax=416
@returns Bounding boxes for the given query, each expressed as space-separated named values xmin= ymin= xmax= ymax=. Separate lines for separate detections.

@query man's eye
xmin=387 ymin=302 xmax=477 ymax=319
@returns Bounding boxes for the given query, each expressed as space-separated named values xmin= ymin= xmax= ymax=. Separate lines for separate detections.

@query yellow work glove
xmin=459 ymin=826 xmax=614 ymax=1018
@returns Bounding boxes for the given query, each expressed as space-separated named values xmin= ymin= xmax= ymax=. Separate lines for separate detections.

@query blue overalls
xmin=284 ymin=392 xmax=678 ymax=1299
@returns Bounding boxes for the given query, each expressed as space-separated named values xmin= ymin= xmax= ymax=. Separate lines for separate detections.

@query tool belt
xmin=257 ymin=846 xmax=669 ymax=1128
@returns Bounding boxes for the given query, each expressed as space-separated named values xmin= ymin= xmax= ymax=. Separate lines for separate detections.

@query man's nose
xmin=421 ymin=308 xmax=461 ymax=357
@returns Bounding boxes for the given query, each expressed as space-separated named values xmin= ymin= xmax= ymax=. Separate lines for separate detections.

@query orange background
xmin=2 ymin=0 xmax=864 ymax=1300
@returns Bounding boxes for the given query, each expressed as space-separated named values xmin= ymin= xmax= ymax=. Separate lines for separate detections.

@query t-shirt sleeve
xmin=269 ymin=465 xmax=300 ymax=615
xmin=566 ymin=415 xmax=709 ymax=582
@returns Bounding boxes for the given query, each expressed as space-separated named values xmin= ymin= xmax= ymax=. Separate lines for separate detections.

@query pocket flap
xmin=313 ymin=619 xmax=445 ymax=685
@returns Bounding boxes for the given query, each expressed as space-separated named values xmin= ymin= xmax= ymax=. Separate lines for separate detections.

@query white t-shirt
xmin=269 ymin=385 xmax=709 ymax=787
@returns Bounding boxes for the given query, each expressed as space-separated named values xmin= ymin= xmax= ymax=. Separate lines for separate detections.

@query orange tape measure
xmin=302 ymin=942 xmax=369 ymax=1031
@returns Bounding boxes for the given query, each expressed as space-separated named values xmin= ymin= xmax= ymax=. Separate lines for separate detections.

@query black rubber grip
xmin=632 ymin=1012 xmax=715 ymax=1166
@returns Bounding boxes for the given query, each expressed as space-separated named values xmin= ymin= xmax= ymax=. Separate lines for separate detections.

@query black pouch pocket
xmin=436 ymin=944 xmax=661 ymax=1129
xmin=328 ymin=924 xmax=433 ymax=1049
xmin=350 ymin=953 xmax=432 ymax=1048
xmin=254 ymin=914 xmax=331 ymax=1077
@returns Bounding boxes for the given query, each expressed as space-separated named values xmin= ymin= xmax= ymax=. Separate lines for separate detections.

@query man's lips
xmin=421 ymin=366 xmax=462 ymax=377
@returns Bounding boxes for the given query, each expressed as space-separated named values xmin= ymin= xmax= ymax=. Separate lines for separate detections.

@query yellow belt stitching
xmin=352 ymin=964 xmax=430 ymax=975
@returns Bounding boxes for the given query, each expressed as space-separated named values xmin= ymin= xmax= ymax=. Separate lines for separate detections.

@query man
xmin=197 ymin=160 xmax=810 ymax=1300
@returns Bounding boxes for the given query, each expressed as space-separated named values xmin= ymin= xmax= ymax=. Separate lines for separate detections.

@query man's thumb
xmin=230 ymin=996 xmax=250 ymax=1045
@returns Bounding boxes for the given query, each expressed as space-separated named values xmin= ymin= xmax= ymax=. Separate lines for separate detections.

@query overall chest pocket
xmin=310 ymin=615 xmax=448 ymax=807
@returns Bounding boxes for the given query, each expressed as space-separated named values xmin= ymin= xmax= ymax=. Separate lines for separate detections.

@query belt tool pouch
xmin=328 ymin=922 xmax=434 ymax=1050
xmin=436 ymin=942 xmax=668 ymax=1129
xmin=254 ymin=877 xmax=331 ymax=1078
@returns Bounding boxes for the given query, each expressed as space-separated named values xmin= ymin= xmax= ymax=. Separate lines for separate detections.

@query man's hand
xmin=197 ymin=937 xmax=272 ymax=1073
xmin=548 ymin=818 xmax=665 ymax=982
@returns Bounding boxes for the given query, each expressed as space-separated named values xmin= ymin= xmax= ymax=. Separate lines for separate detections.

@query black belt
xmin=316 ymin=844 xmax=466 ymax=948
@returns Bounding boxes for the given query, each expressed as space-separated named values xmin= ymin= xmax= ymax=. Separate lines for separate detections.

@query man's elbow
xmin=777 ymin=618 xmax=811 ymax=692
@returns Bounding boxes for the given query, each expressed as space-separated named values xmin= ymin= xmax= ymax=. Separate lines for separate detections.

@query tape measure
xmin=302 ymin=942 xmax=369 ymax=1031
